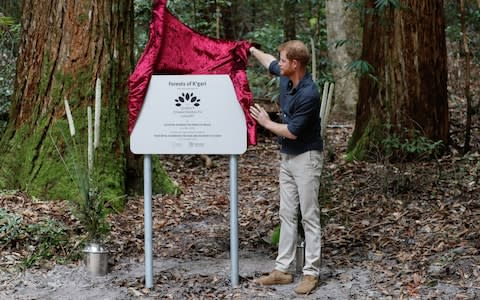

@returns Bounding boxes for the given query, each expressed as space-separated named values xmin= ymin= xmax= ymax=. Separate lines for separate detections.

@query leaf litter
xmin=0 ymin=121 xmax=479 ymax=299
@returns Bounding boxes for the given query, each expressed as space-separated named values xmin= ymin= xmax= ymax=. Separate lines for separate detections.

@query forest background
xmin=0 ymin=0 xmax=480 ymax=298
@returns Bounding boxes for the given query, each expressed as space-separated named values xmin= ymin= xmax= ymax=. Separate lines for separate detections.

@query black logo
xmin=174 ymin=92 xmax=201 ymax=107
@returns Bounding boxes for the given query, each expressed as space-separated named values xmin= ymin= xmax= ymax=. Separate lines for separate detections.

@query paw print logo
xmin=174 ymin=92 xmax=201 ymax=107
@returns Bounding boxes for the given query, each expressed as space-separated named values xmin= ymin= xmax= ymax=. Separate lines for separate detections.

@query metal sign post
xmin=144 ymin=154 xmax=153 ymax=288
xmin=130 ymin=75 xmax=247 ymax=289
xmin=142 ymin=154 xmax=240 ymax=288
xmin=229 ymin=155 xmax=239 ymax=286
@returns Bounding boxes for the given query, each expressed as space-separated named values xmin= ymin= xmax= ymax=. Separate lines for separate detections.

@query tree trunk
xmin=0 ymin=0 xmax=22 ymax=19
xmin=460 ymin=0 xmax=472 ymax=154
xmin=0 ymin=0 xmax=175 ymax=200
xmin=348 ymin=0 xmax=449 ymax=160
xmin=283 ymin=0 xmax=296 ymax=41
xmin=221 ymin=0 xmax=238 ymax=40
xmin=325 ymin=0 xmax=361 ymax=118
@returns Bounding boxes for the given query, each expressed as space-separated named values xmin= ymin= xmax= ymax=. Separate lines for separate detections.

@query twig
xmin=327 ymin=124 xmax=353 ymax=129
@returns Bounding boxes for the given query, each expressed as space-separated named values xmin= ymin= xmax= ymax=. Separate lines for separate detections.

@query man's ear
xmin=292 ymin=59 xmax=299 ymax=69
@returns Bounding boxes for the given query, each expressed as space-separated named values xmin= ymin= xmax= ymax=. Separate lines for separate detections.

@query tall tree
xmin=348 ymin=0 xmax=449 ymax=160
xmin=0 ymin=0 xmax=22 ymax=19
xmin=0 ymin=0 xmax=175 ymax=200
xmin=460 ymin=0 xmax=473 ymax=153
xmin=221 ymin=0 xmax=239 ymax=40
xmin=325 ymin=0 xmax=361 ymax=117
xmin=283 ymin=0 xmax=297 ymax=40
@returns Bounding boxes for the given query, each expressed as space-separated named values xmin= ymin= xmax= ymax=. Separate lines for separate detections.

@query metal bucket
xmin=83 ymin=243 xmax=109 ymax=276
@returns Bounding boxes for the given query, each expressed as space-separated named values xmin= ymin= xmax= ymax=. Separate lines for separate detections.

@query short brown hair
xmin=278 ymin=40 xmax=310 ymax=67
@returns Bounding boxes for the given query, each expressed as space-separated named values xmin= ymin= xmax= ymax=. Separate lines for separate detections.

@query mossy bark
xmin=346 ymin=118 xmax=383 ymax=161
xmin=0 ymin=0 xmax=177 ymax=201
xmin=348 ymin=0 xmax=449 ymax=161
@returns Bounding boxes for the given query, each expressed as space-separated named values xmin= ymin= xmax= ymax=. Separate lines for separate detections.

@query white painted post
xmin=320 ymin=82 xmax=335 ymax=139
xmin=320 ymin=82 xmax=329 ymax=122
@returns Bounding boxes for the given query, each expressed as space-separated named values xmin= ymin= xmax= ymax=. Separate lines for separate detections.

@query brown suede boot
xmin=294 ymin=275 xmax=318 ymax=294
xmin=254 ymin=270 xmax=293 ymax=285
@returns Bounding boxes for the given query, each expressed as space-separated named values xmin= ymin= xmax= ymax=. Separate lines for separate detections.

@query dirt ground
xmin=1 ymin=121 xmax=480 ymax=299
xmin=0 ymin=248 xmax=476 ymax=299
xmin=0 ymin=252 xmax=372 ymax=299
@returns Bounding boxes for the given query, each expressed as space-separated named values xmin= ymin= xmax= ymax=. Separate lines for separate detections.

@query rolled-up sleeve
xmin=286 ymin=93 xmax=318 ymax=137
xmin=269 ymin=61 xmax=280 ymax=76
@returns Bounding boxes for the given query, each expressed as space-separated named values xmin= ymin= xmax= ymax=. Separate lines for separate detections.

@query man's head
xmin=278 ymin=40 xmax=310 ymax=69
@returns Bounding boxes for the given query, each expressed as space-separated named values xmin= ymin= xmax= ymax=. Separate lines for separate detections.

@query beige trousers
xmin=275 ymin=150 xmax=323 ymax=277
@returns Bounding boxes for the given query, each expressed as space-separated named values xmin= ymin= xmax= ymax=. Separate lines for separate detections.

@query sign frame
xmin=130 ymin=75 xmax=246 ymax=288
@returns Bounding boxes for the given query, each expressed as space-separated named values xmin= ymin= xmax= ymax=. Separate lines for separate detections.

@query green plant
xmin=271 ymin=225 xmax=280 ymax=246
xmin=345 ymin=59 xmax=377 ymax=82
xmin=347 ymin=124 xmax=445 ymax=195
xmin=374 ymin=0 xmax=401 ymax=10
xmin=0 ymin=15 xmax=19 ymax=135
xmin=23 ymin=217 xmax=72 ymax=268
xmin=51 ymin=79 xmax=112 ymax=242
xmin=381 ymin=126 xmax=444 ymax=162
xmin=1 ymin=208 xmax=78 ymax=268
xmin=133 ymin=0 xmax=152 ymax=60
xmin=0 ymin=208 xmax=22 ymax=248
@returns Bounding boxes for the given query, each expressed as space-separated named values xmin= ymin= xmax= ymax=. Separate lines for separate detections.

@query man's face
xmin=279 ymin=50 xmax=296 ymax=77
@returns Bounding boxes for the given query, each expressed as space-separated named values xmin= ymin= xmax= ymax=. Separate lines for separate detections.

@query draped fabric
xmin=128 ymin=0 xmax=256 ymax=145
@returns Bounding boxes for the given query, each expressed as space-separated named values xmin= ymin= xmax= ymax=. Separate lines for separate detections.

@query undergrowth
xmin=0 ymin=208 xmax=81 ymax=269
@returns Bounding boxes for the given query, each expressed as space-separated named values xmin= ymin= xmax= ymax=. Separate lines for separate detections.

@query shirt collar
xmin=287 ymin=73 xmax=311 ymax=95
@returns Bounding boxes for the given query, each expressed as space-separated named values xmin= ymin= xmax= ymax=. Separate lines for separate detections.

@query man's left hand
xmin=250 ymin=103 xmax=271 ymax=128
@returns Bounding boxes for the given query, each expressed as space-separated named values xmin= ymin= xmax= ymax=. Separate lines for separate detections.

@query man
xmin=249 ymin=40 xmax=323 ymax=295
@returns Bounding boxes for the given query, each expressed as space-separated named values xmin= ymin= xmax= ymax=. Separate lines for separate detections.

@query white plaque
xmin=130 ymin=75 xmax=247 ymax=154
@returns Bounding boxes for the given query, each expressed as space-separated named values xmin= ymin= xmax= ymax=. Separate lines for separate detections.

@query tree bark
xmin=348 ymin=0 xmax=449 ymax=160
xmin=460 ymin=0 xmax=472 ymax=153
xmin=283 ymin=0 xmax=296 ymax=41
xmin=325 ymin=0 xmax=361 ymax=118
xmin=0 ymin=0 xmax=22 ymax=19
xmin=0 ymin=0 xmax=175 ymax=200
xmin=221 ymin=0 xmax=238 ymax=40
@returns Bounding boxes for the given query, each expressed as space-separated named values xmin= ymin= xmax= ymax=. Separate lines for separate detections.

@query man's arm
xmin=249 ymin=47 xmax=296 ymax=138
xmin=250 ymin=104 xmax=297 ymax=140
xmin=249 ymin=47 xmax=276 ymax=70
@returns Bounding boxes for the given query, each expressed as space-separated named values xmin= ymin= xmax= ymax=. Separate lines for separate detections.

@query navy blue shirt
xmin=269 ymin=60 xmax=323 ymax=155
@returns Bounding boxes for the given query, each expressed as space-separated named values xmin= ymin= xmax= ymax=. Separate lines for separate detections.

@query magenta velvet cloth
xmin=128 ymin=0 xmax=256 ymax=145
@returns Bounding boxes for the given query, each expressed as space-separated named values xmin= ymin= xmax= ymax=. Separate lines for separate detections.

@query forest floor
xmin=0 ymin=107 xmax=479 ymax=299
